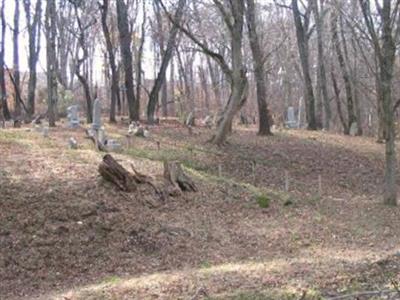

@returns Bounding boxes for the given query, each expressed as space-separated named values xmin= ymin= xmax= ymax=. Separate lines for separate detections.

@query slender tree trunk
xmin=207 ymin=57 xmax=222 ymax=109
xmin=147 ymin=0 xmax=186 ymax=124
xmin=312 ymin=0 xmax=331 ymax=129
xmin=24 ymin=0 xmax=41 ymax=120
xmin=45 ymin=0 xmax=57 ymax=127
xmin=117 ymin=0 xmax=139 ymax=121
xmin=245 ymin=0 xmax=272 ymax=135
xmin=135 ymin=0 xmax=146 ymax=120
xmin=292 ymin=0 xmax=317 ymax=130
xmin=331 ymin=68 xmax=348 ymax=133
xmin=0 ymin=0 xmax=10 ymax=120
xmin=380 ymin=1 xmax=397 ymax=205
xmin=198 ymin=64 xmax=210 ymax=115
xmin=13 ymin=0 xmax=21 ymax=117
xmin=331 ymin=11 xmax=356 ymax=135
xmin=169 ymin=56 xmax=176 ymax=116
xmin=99 ymin=0 xmax=120 ymax=123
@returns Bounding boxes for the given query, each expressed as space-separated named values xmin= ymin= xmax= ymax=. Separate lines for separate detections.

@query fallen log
xmin=99 ymin=155 xmax=197 ymax=202
xmin=98 ymin=154 xmax=137 ymax=192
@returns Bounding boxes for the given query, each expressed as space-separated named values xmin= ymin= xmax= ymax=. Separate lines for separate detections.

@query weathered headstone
xmin=286 ymin=106 xmax=298 ymax=128
xmin=67 ymin=105 xmax=80 ymax=128
xmin=349 ymin=122 xmax=358 ymax=136
xmin=42 ymin=126 xmax=49 ymax=138
xmin=91 ymin=99 xmax=102 ymax=131
xmin=98 ymin=126 xmax=106 ymax=145
xmin=106 ymin=139 xmax=122 ymax=152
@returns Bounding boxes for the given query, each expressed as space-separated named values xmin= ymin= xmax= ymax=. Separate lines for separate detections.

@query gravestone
xmin=91 ymin=99 xmax=102 ymax=131
xmin=106 ymin=139 xmax=122 ymax=152
xmin=68 ymin=137 xmax=78 ymax=149
xmin=98 ymin=126 xmax=106 ymax=145
xmin=42 ymin=126 xmax=49 ymax=138
xmin=67 ymin=105 xmax=80 ymax=128
xmin=349 ymin=122 xmax=358 ymax=136
xmin=286 ymin=106 xmax=298 ymax=128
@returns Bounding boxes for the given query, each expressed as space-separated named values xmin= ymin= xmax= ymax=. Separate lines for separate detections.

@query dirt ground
xmin=1 ymin=121 xmax=400 ymax=300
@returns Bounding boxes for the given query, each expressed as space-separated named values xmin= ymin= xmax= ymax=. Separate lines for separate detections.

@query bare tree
xmin=359 ymin=0 xmax=398 ymax=205
xmin=13 ymin=0 xmax=21 ymax=117
xmin=45 ymin=0 xmax=58 ymax=126
xmin=312 ymin=0 xmax=331 ymax=129
xmin=245 ymin=0 xmax=273 ymax=135
xmin=331 ymin=8 xmax=357 ymax=135
xmin=116 ymin=0 xmax=139 ymax=121
xmin=23 ymin=0 xmax=42 ymax=120
xmin=0 ymin=0 xmax=10 ymax=120
xmin=147 ymin=0 xmax=186 ymax=124
xmin=291 ymin=0 xmax=318 ymax=130
xmin=99 ymin=0 xmax=120 ymax=123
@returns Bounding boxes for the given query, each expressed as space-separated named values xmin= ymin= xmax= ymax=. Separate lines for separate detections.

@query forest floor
xmin=1 ymin=120 xmax=400 ymax=300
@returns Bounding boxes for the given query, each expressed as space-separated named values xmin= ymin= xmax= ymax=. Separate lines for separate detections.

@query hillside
xmin=1 ymin=123 xmax=400 ymax=300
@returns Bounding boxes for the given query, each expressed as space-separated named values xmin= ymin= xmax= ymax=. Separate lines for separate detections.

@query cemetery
xmin=2 ymin=0 xmax=400 ymax=299
xmin=2 ymin=117 xmax=400 ymax=299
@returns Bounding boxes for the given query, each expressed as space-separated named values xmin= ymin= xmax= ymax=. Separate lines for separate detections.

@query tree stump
xmin=163 ymin=161 xmax=197 ymax=192
xmin=98 ymin=154 xmax=137 ymax=192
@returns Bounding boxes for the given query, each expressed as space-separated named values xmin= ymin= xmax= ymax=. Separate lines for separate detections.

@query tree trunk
xmin=331 ymin=11 xmax=356 ymax=135
xmin=210 ymin=1 xmax=248 ymax=145
xmin=13 ymin=0 xmax=21 ymax=118
xmin=135 ymin=0 xmax=146 ymax=120
xmin=147 ymin=0 xmax=186 ymax=124
xmin=312 ymin=0 xmax=331 ymax=130
xmin=0 ymin=0 xmax=10 ymax=120
xmin=45 ymin=0 xmax=57 ymax=127
xmin=380 ymin=1 xmax=397 ymax=205
xmin=99 ymin=0 xmax=120 ymax=123
xmin=24 ymin=0 xmax=42 ymax=120
xmin=117 ymin=0 xmax=139 ymax=121
xmin=292 ymin=0 xmax=317 ymax=130
xmin=207 ymin=57 xmax=222 ymax=109
xmin=245 ymin=0 xmax=272 ymax=136
xmin=198 ymin=64 xmax=210 ymax=115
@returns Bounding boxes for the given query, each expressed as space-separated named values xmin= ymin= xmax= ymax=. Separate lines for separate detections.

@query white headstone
xmin=98 ymin=126 xmax=106 ymax=145
xmin=106 ymin=139 xmax=122 ymax=152
xmin=67 ymin=105 xmax=80 ymax=128
xmin=349 ymin=122 xmax=358 ymax=136
xmin=286 ymin=106 xmax=298 ymax=128
xmin=91 ymin=99 xmax=102 ymax=130
xmin=42 ymin=126 xmax=49 ymax=138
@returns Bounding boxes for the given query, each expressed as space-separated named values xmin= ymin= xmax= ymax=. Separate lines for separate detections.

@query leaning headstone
xmin=349 ymin=122 xmax=358 ymax=136
xmin=67 ymin=105 xmax=80 ymax=128
xmin=285 ymin=106 xmax=298 ymax=128
xmin=91 ymin=99 xmax=102 ymax=131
